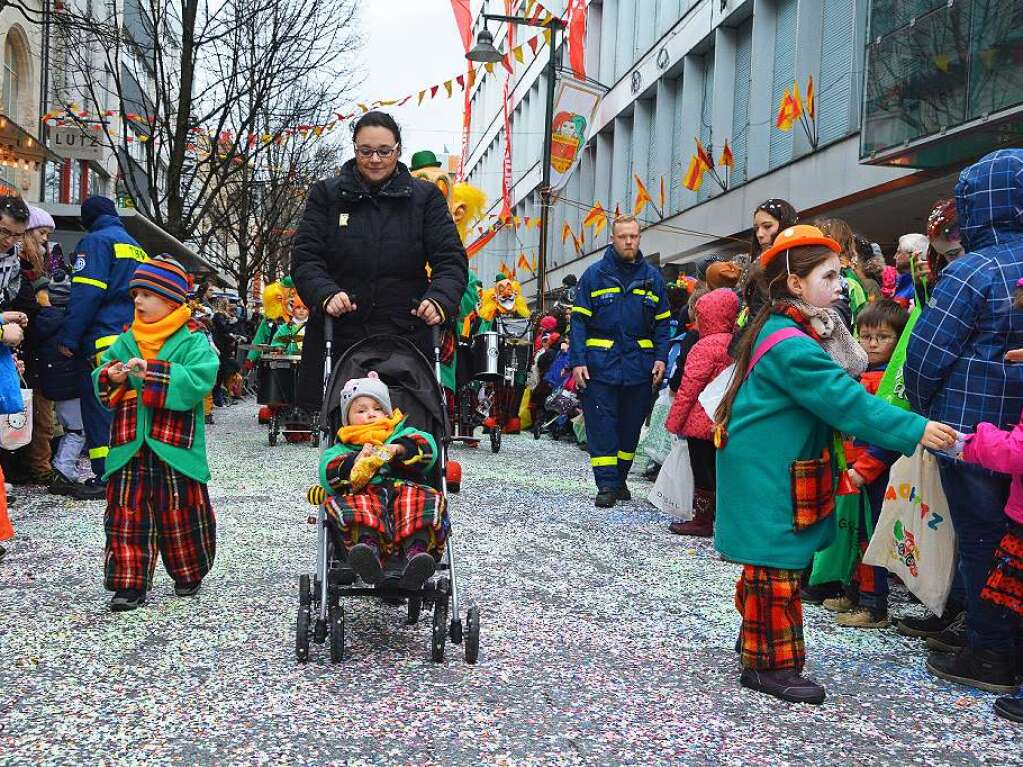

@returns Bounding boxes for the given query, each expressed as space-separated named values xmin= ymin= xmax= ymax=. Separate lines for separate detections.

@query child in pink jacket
xmin=665 ymin=288 xmax=738 ymax=536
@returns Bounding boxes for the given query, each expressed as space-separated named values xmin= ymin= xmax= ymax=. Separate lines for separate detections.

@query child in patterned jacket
xmin=94 ymin=257 xmax=219 ymax=612
xmin=318 ymin=372 xmax=447 ymax=590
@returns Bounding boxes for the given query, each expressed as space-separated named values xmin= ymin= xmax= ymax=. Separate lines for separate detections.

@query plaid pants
xmin=326 ymin=481 xmax=447 ymax=557
xmin=104 ymin=446 xmax=216 ymax=592
xmin=734 ymin=565 xmax=805 ymax=672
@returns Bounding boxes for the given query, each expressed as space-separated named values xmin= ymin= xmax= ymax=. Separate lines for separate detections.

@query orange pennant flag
xmin=633 ymin=174 xmax=653 ymax=216
xmin=806 ymin=74 xmax=815 ymax=120
xmin=719 ymin=139 xmax=734 ymax=168
xmin=683 ymin=155 xmax=705 ymax=191
xmin=613 ymin=203 xmax=622 ymax=219
xmin=658 ymin=176 xmax=666 ymax=212
xmin=791 ymin=80 xmax=803 ymax=119
xmin=776 ymin=88 xmax=796 ymax=131
xmin=583 ymin=201 xmax=606 ymax=235
xmin=571 ymin=230 xmax=583 ymax=255
xmin=561 ymin=221 xmax=573 ymax=245
xmin=695 ymin=138 xmax=714 ymax=170
xmin=518 ymin=252 xmax=533 ymax=273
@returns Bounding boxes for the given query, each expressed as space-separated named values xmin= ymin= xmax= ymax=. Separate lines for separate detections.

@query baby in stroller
xmin=318 ymin=372 xmax=448 ymax=590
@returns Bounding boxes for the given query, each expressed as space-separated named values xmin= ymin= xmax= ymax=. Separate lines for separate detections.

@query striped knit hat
xmin=129 ymin=256 xmax=191 ymax=305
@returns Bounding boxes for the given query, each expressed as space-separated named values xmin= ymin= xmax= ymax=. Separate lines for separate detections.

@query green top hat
xmin=409 ymin=150 xmax=442 ymax=172
xmin=281 ymin=275 xmax=295 ymax=288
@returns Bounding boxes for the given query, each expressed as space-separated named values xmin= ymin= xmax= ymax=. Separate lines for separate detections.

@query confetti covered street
xmin=0 ymin=401 xmax=1020 ymax=766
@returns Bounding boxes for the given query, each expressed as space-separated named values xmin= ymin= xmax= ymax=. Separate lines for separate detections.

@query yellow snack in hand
xmin=349 ymin=446 xmax=391 ymax=492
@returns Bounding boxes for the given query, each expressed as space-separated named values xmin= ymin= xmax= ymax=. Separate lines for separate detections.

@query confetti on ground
xmin=0 ymin=401 xmax=1019 ymax=765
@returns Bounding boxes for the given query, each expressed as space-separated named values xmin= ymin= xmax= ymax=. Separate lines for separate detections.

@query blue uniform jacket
xmin=57 ymin=214 xmax=148 ymax=357
xmin=905 ymin=149 xmax=1023 ymax=432
xmin=568 ymin=246 xmax=671 ymax=385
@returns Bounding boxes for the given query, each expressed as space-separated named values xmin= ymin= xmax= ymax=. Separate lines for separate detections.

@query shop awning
xmin=38 ymin=202 xmax=226 ymax=285
xmin=0 ymin=114 xmax=62 ymax=169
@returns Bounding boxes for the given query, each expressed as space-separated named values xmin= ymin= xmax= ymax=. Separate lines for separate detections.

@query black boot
xmin=896 ymin=601 xmax=964 ymax=639
xmin=740 ymin=668 xmax=826 ymax=704
xmin=595 ymin=487 xmax=617 ymax=508
xmin=927 ymin=646 xmax=1018 ymax=694
xmin=110 ymin=589 xmax=146 ymax=612
xmin=925 ymin=613 xmax=967 ymax=653
xmin=994 ymin=687 xmax=1023 ymax=723
xmin=615 ymin=484 xmax=632 ymax=502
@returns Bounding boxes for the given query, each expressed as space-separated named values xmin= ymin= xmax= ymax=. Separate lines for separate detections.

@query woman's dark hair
xmin=715 ymin=244 xmax=838 ymax=431
xmin=352 ymin=111 xmax=402 ymax=148
xmin=750 ymin=199 xmax=798 ymax=259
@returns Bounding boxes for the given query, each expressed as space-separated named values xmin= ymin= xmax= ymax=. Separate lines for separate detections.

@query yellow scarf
xmin=337 ymin=409 xmax=404 ymax=446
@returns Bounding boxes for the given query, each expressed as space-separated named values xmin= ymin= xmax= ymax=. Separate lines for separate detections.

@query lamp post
xmin=467 ymin=12 xmax=565 ymax=314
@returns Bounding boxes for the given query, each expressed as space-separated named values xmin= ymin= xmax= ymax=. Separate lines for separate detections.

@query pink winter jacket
xmin=666 ymin=288 xmax=738 ymax=440
xmin=962 ymin=419 xmax=1023 ymax=525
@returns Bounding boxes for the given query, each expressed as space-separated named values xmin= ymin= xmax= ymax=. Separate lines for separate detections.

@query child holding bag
xmin=713 ymin=225 xmax=956 ymax=705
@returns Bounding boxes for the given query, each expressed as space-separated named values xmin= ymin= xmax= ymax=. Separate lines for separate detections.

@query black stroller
xmin=295 ymin=319 xmax=479 ymax=664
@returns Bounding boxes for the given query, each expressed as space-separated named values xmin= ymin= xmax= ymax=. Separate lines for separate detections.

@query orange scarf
xmin=131 ymin=304 xmax=192 ymax=360
xmin=336 ymin=409 xmax=404 ymax=446
xmin=121 ymin=304 xmax=191 ymax=400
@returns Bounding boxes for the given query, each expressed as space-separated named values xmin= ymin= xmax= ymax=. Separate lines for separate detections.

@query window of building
xmin=3 ymin=35 xmax=21 ymax=120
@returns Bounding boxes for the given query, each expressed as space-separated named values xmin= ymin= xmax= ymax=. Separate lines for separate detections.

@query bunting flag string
xmin=43 ymin=25 xmax=555 ymax=149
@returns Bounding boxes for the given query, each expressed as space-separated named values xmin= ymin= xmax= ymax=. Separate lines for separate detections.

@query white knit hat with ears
xmin=339 ymin=371 xmax=393 ymax=426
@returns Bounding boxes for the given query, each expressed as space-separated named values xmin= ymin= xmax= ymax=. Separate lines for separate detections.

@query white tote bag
xmin=698 ymin=363 xmax=736 ymax=424
xmin=648 ymin=436 xmax=695 ymax=519
xmin=863 ymin=447 xmax=956 ymax=615
xmin=0 ymin=386 xmax=33 ymax=451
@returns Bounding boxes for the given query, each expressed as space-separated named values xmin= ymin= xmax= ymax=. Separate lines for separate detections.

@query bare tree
xmin=203 ymin=97 xmax=345 ymax=305
xmin=50 ymin=0 xmax=360 ymax=249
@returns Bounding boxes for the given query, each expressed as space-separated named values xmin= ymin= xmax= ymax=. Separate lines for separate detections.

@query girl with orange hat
xmin=711 ymin=224 xmax=957 ymax=705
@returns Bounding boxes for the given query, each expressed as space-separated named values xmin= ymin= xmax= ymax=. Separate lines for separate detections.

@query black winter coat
xmin=291 ymin=160 xmax=468 ymax=409
xmin=32 ymin=305 xmax=78 ymax=401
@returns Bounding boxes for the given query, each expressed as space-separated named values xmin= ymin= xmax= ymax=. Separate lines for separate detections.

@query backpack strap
xmin=745 ymin=326 xmax=806 ymax=379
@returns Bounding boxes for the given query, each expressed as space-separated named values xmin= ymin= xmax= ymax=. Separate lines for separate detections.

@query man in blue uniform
xmin=57 ymin=196 xmax=148 ymax=500
xmin=569 ymin=215 xmax=671 ymax=507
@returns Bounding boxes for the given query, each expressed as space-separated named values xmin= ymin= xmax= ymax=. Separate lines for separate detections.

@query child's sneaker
xmin=836 ymin=607 xmax=889 ymax=629
xmin=994 ymin=686 xmax=1023 ymax=723
xmin=400 ymin=539 xmax=436 ymax=591
xmin=347 ymin=536 xmax=383 ymax=585
xmin=822 ymin=595 xmax=857 ymax=613
xmin=174 ymin=581 xmax=202 ymax=597
xmin=110 ymin=589 xmax=146 ymax=612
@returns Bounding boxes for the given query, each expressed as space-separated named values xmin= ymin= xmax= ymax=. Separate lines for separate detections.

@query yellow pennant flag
xmin=417 ymin=90 xmax=427 ymax=105
xmin=443 ymin=80 xmax=453 ymax=97
xmin=633 ymin=174 xmax=653 ymax=216
xmin=513 ymin=45 xmax=525 ymax=64
xmin=682 ymin=155 xmax=705 ymax=191
xmin=543 ymin=28 xmax=551 ymax=45
xmin=485 ymin=61 xmax=495 ymax=74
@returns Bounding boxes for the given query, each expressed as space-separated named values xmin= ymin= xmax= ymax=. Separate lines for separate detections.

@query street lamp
xmin=467 ymin=11 xmax=565 ymax=314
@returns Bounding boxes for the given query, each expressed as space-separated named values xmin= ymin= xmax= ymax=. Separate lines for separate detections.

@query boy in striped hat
xmin=93 ymin=256 xmax=220 ymax=612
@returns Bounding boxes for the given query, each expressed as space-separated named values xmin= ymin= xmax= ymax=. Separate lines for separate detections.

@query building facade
xmin=463 ymin=0 xmax=1020 ymax=300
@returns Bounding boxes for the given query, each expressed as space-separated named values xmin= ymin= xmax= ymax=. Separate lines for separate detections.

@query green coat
xmin=318 ymin=418 xmax=438 ymax=491
xmin=441 ymin=270 xmax=483 ymax=391
xmin=715 ymin=314 xmax=926 ymax=570
xmin=246 ymin=317 xmax=273 ymax=363
xmin=93 ymin=325 xmax=220 ymax=482
xmin=270 ymin=320 xmax=306 ymax=355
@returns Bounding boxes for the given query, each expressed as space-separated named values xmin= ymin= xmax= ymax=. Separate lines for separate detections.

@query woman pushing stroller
xmin=318 ymin=372 xmax=448 ymax=590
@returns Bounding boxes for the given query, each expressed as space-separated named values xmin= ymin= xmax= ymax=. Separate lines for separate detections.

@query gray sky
xmin=357 ymin=0 xmax=468 ymax=160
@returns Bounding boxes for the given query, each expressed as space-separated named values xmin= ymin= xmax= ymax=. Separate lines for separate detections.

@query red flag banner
xmin=450 ymin=0 xmax=473 ymax=53
xmin=568 ymin=0 xmax=587 ymax=79
xmin=658 ymin=176 xmax=666 ymax=212
xmin=806 ymin=74 xmax=815 ymax=120
xmin=682 ymin=155 xmax=705 ymax=191
xmin=695 ymin=138 xmax=714 ymax=170
xmin=466 ymin=224 xmax=501 ymax=258
xmin=719 ymin=140 xmax=734 ymax=168
xmin=500 ymin=78 xmax=513 ymax=222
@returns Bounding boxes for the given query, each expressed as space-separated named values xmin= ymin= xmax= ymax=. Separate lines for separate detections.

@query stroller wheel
xmin=490 ymin=426 xmax=502 ymax=453
xmin=310 ymin=429 xmax=321 ymax=448
xmin=329 ymin=603 xmax=344 ymax=663
xmin=431 ymin=592 xmax=449 ymax=663
xmin=465 ymin=604 xmax=480 ymax=665
xmin=268 ymin=413 xmax=279 ymax=447
xmin=532 ymin=420 xmax=541 ymax=440
xmin=296 ymin=578 xmax=312 ymax=663
xmin=407 ymin=596 xmax=422 ymax=625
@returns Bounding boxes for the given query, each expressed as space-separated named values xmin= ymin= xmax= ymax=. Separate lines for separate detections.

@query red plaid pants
xmin=325 ymin=481 xmax=447 ymax=556
xmin=734 ymin=565 xmax=805 ymax=672
xmin=104 ymin=446 xmax=216 ymax=592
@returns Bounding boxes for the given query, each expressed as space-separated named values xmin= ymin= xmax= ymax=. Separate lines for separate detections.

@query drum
xmin=470 ymin=332 xmax=502 ymax=382
xmin=257 ymin=355 xmax=301 ymax=405
xmin=501 ymin=339 xmax=530 ymax=374
xmin=455 ymin=340 xmax=474 ymax=389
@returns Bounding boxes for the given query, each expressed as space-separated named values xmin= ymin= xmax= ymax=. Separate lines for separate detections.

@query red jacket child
xmin=666 ymin=288 xmax=738 ymax=440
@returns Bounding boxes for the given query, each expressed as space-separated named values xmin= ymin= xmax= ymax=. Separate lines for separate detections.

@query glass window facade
xmin=863 ymin=0 xmax=1023 ymax=162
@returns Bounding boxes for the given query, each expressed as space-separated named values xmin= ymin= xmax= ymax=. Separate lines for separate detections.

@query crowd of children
xmin=645 ymin=149 xmax=1023 ymax=719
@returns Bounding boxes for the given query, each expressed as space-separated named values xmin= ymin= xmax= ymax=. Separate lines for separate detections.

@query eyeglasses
xmin=860 ymin=333 xmax=897 ymax=345
xmin=355 ymin=145 xmax=397 ymax=159
xmin=0 ymin=224 xmax=25 ymax=241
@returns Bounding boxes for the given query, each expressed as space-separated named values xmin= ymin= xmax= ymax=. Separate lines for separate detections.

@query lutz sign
xmin=49 ymin=127 xmax=103 ymax=162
